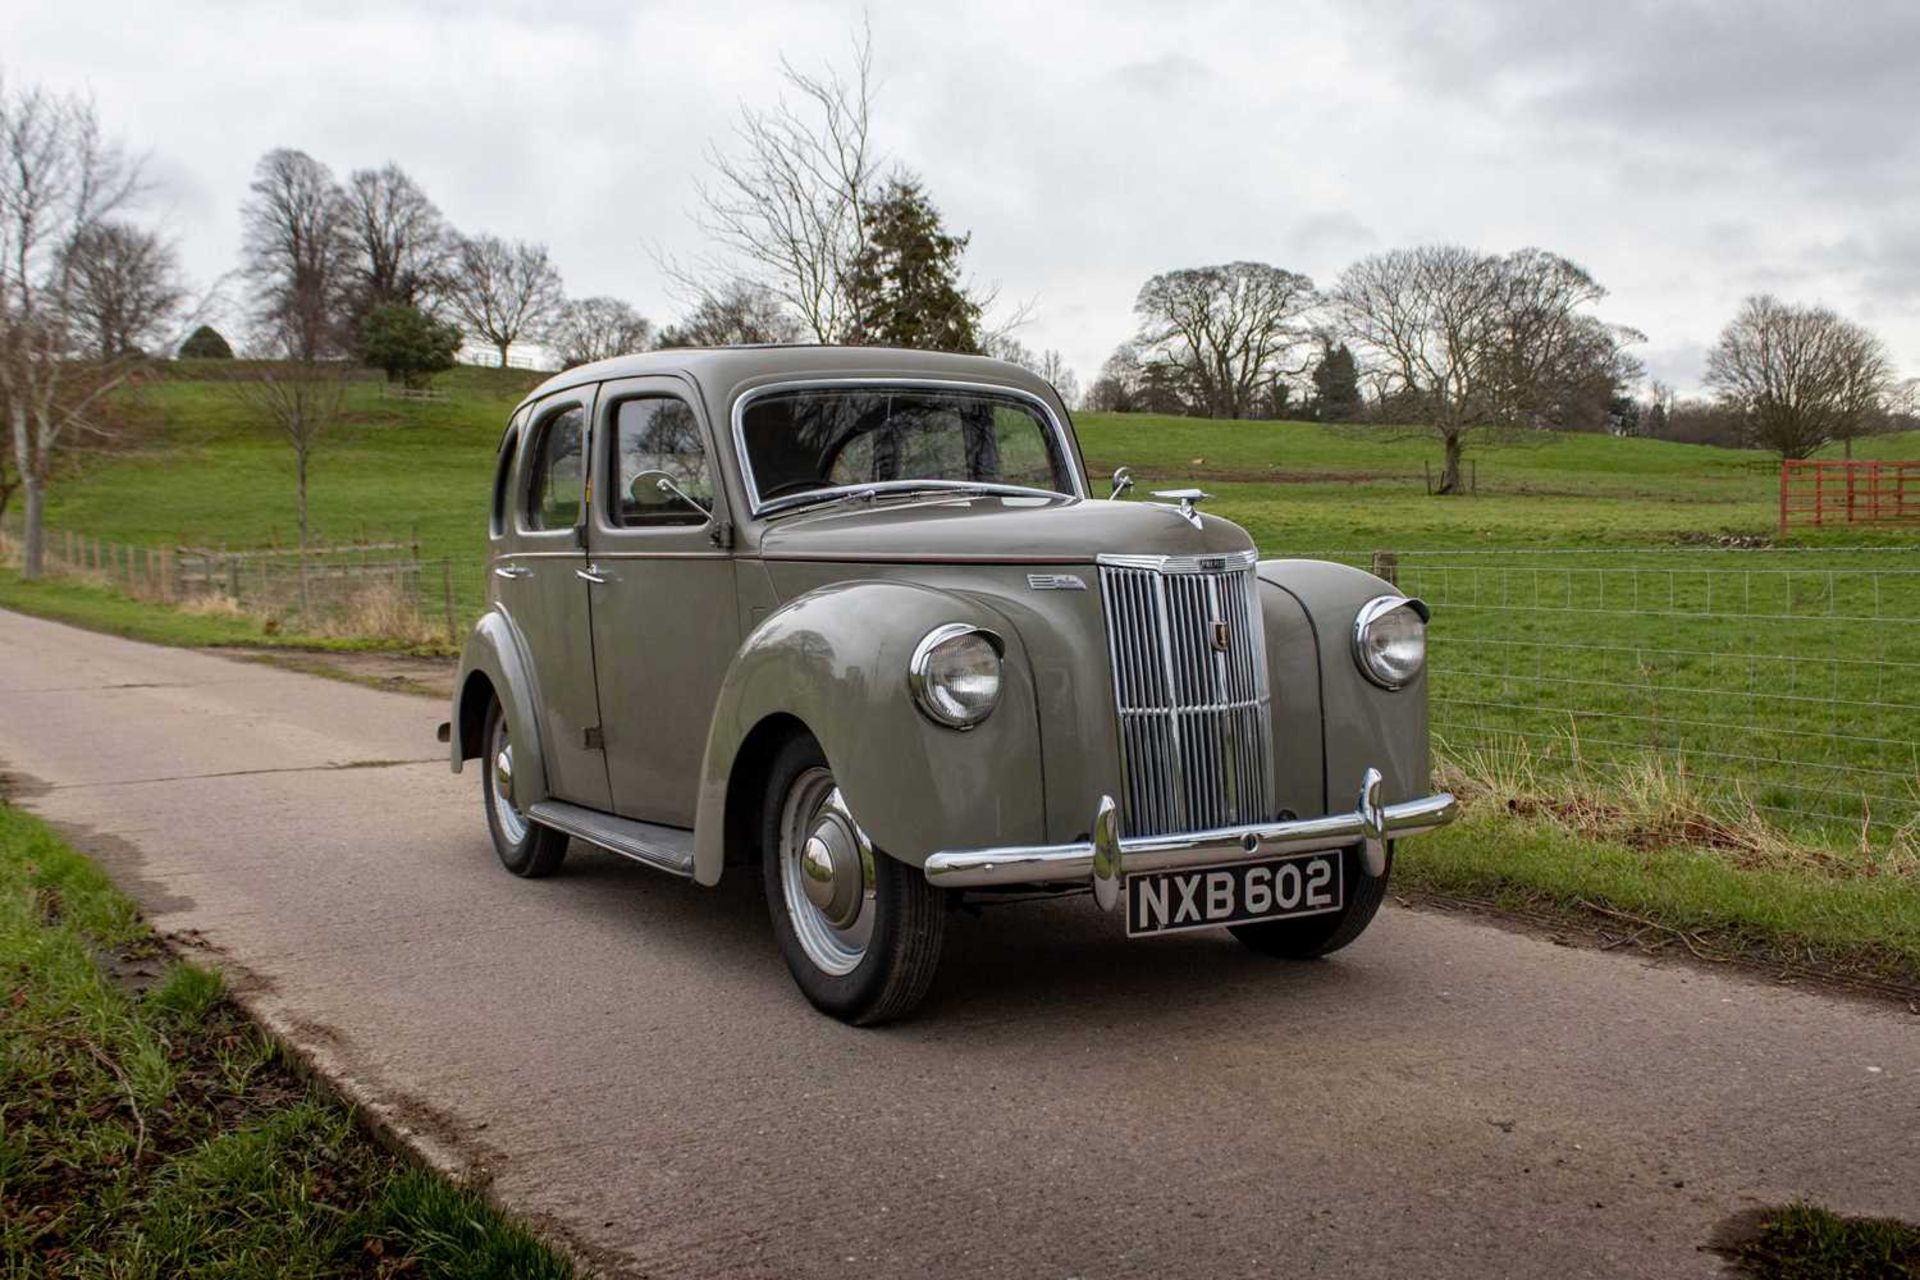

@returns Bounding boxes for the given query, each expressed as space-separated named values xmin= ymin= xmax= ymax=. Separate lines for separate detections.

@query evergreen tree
xmin=355 ymin=303 xmax=461 ymax=387
xmin=178 ymin=325 xmax=235 ymax=359
xmin=846 ymin=175 xmax=980 ymax=353
xmin=1310 ymin=342 xmax=1361 ymax=421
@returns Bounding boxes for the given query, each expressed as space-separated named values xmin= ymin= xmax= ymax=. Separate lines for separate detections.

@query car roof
xmin=514 ymin=345 xmax=1066 ymax=417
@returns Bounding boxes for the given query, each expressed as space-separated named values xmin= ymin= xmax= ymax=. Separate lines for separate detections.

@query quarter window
xmin=525 ymin=406 xmax=586 ymax=532
xmin=611 ymin=397 xmax=713 ymax=527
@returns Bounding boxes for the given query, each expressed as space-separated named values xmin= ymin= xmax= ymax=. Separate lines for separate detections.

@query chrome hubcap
xmin=489 ymin=719 xmax=529 ymax=845
xmin=779 ymin=768 xmax=875 ymax=975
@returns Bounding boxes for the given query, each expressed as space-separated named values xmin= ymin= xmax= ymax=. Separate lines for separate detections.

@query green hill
xmin=20 ymin=365 xmax=1919 ymax=559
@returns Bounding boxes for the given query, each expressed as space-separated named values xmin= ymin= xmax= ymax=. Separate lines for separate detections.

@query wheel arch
xmin=449 ymin=610 xmax=552 ymax=808
xmin=690 ymin=580 xmax=1046 ymax=887
xmin=722 ymin=711 xmax=812 ymax=872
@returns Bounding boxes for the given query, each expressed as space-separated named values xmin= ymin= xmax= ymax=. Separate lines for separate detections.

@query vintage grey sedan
xmin=446 ymin=346 xmax=1456 ymax=1023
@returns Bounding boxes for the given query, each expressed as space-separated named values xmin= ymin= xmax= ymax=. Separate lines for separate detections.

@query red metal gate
xmin=1779 ymin=460 xmax=1920 ymax=536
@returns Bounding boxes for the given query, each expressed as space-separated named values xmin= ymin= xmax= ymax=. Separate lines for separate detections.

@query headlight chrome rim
xmin=1352 ymin=595 xmax=1429 ymax=690
xmin=909 ymin=623 xmax=1004 ymax=729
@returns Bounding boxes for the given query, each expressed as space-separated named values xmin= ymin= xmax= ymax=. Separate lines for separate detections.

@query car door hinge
xmin=583 ymin=726 xmax=604 ymax=750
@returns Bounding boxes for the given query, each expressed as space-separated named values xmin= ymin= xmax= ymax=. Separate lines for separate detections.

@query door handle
xmin=493 ymin=564 xmax=531 ymax=580
xmin=576 ymin=564 xmax=612 ymax=585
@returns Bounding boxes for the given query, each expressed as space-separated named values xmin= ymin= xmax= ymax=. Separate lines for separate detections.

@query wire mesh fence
xmin=1319 ymin=546 xmax=1920 ymax=848
xmin=6 ymin=529 xmax=1916 ymax=848
xmin=0 ymin=528 xmax=493 ymax=649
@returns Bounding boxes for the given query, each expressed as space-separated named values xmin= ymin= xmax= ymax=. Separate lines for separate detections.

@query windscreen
xmin=738 ymin=386 xmax=1075 ymax=510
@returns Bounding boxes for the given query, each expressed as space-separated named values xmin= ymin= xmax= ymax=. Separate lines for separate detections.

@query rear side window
xmin=524 ymin=406 xmax=586 ymax=532
xmin=490 ymin=415 xmax=521 ymax=537
xmin=610 ymin=397 xmax=713 ymax=527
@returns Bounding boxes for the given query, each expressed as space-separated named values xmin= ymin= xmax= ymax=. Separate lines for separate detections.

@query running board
xmin=527 ymin=801 xmax=696 ymax=878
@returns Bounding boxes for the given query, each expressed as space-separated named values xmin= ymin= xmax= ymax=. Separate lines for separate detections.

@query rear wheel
xmin=1230 ymin=844 xmax=1389 ymax=959
xmin=760 ymin=735 xmax=946 ymax=1025
xmin=482 ymin=697 xmax=568 ymax=878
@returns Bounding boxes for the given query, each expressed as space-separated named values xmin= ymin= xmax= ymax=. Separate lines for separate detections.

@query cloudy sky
xmin=7 ymin=0 xmax=1917 ymax=391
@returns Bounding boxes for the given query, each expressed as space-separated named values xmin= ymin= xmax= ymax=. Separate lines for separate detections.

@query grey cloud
xmin=1108 ymin=53 xmax=1210 ymax=95
xmin=5 ymin=0 xmax=1916 ymax=391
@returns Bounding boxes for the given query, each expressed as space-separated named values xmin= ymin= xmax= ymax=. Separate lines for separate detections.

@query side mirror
xmin=1110 ymin=466 xmax=1134 ymax=500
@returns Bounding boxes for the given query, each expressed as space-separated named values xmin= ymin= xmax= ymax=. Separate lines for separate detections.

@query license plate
xmin=1126 ymin=851 xmax=1344 ymax=937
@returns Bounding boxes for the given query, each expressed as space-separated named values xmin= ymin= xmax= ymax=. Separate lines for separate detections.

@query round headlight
xmin=910 ymin=624 xmax=1003 ymax=729
xmin=1353 ymin=596 xmax=1428 ymax=689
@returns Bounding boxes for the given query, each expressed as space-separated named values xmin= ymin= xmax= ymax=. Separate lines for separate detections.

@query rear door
xmin=497 ymin=387 xmax=612 ymax=811
xmin=585 ymin=375 xmax=738 ymax=826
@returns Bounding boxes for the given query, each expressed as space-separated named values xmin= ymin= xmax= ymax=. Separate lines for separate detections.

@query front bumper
xmin=923 ymin=767 xmax=1458 ymax=911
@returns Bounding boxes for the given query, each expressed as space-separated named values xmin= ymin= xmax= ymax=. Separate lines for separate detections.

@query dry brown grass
xmin=1437 ymin=738 xmax=1920 ymax=882
xmin=301 ymin=578 xmax=443 ymax=648
xmin=176 ymin=592 xmax=248 ymax=619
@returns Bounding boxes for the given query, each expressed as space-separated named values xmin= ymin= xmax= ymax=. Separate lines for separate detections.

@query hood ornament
xmin=1150 ymin=488 xmax=1212 ymax=531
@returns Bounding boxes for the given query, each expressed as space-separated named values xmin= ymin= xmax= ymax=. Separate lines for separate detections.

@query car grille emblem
xmin=1211 ymin=620 xmax=1231 ymax=653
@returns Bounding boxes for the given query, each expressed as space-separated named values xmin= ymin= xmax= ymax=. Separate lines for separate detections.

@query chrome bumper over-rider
xmin=923 ymin=767 xmax=1459 ymax=911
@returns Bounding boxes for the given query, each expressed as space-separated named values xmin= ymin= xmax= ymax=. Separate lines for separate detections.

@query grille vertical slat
xmin=1099 ymin=555 xmax=1274 ymax=838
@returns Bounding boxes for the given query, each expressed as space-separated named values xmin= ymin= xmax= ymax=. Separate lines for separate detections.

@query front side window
xmin=737 ymin=386 xmax=1075 ymax=513
xmin=611 ymin=397 xmax=713 ymax=527
xmin=525 ymin=406 xmax=585 ymax=532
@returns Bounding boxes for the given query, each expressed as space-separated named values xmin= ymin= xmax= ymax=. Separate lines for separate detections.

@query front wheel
xmin=482 ymin=697 xmax=568 ymax=878
xmin=1230 ymin=844 xmax=1390 ymax=959
xmin=760 ymin=735 xmax=946 ymax=1025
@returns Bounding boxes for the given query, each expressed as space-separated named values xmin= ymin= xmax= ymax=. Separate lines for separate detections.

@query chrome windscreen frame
xmin=728 ymin=377 xmax=1088 ymax=520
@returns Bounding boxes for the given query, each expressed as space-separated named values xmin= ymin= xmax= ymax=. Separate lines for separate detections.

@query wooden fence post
xmin=1370 ymin=550 xmax=1399 ymax=588
xmin=441 ymin=562 xmax=457 ymax=647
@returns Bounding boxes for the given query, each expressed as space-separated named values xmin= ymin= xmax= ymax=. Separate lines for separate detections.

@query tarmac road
xmin=0 ymin=607 xmax=1913 ymax=1278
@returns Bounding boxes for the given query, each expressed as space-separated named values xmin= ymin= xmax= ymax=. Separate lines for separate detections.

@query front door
xmin=585 ymin=376 xmax=738 ymax=826
xmin=499 ymin=389 xmax=612 ymax=811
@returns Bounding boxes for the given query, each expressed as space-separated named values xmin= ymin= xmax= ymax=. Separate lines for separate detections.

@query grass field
xmin=25 ymin=362 xmax=1920 ymax=561
xmin=3 ymin=365 xmax=1915 ymax=990
xmin=0 ymin=800 xmax=576 ymax=1277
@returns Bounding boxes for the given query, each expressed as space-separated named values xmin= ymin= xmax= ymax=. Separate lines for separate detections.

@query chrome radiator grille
xmin=1098 ymin=551 xmax=1274 ymax=837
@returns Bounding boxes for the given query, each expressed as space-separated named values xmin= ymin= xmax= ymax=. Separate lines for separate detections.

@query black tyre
xmin=1230 ymin=844 xmax=1390 ymax=959
xmin=760 ymin=734 xmax=946 ymax=1026
xmin=482 ymin=696 xmax=569 ymax=878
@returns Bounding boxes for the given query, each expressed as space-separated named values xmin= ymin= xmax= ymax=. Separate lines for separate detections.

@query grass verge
xmin=1716 ymin=1203 xmax=1920 ymax=1278
xmin=0 ymin=568 xmax=454 ymax=656
xmin=1398 ymin=791 xmax=1920 ymax=994
xmin=0 ymin=801 xmax=575 ymax=1278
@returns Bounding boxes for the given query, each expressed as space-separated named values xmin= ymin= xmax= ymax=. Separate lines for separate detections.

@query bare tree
xmin=657 ymin=278 xmax=801 ymax=347
xmin=0 ymin=80 xmax=145 ymax=577
xmin=984 ymin=336 xmax=1080 ymax=407
xmin=689 ymin=21 xmax=877 ymax=341
xmin=240 ymin=149 xmax=352 ymax=360
xmin=1705 ymin=295 xmax=1894 ymax=460
xmin=343 ymin=162 xmax=453 ymax=317
xmin=228 ymin=366 xmax=346 ymax=608
xmin=1331 ymin=245 xmax=1635 ymax=492
xmin=57 ymin=220 xmax=184 ymax=358
xmin=550 ymin=296 xmax=653 ymax=368
xmin=1133 ymin=263 xmax=1317 ymax=419
xmin=1036 ymin=350 xmax=1082 ymax=410
xmin=448 ymin=234 xmax=563 ymax=367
